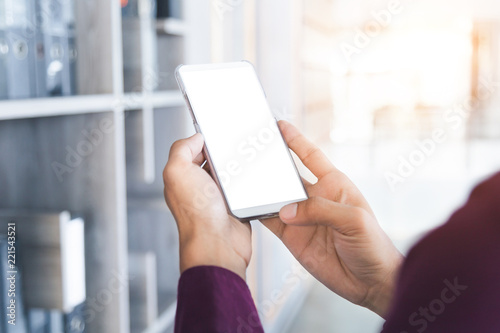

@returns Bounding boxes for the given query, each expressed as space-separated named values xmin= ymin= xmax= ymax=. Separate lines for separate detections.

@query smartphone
xmin=176 ymin=61 xmax=308 ymax=221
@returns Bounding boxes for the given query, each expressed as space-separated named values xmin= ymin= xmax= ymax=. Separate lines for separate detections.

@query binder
xmin=33 ymin=30 xmax=48 ymax=98
xmin=44 ymin=34 xmax=68 ymax=96
xmin=5 ymin=28 xmax=33 ymax=99
xmin=59 ymin=0 xmax=76 ymax=96
xmin=33 ymin=0 xmax=77 ymax=97
xmin=0 ymin=0 xmax=35 ymax=99
xmin=67 ymin=30 xmax=77 ymax=95
xmin=0 ymin=30 xmax=8 ymax=100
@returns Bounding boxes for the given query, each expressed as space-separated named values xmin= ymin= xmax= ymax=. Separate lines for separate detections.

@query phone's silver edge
xmin=177 ymin=61 xmax=251 ymax=72
xmin=177 ymin=64 xmax=240 ymax=220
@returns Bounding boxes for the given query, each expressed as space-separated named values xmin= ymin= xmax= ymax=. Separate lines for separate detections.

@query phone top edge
xmin=175 ymin=65 xmax=185 ymax=91
xmin=176 ymin=61 xmax=253 ymax=73
xmin=175 ymin=64 xmax=185 ymax=74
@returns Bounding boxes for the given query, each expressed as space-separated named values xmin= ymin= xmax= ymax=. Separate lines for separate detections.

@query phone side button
xmin=194 ymin=122 xmax=201 ymax=133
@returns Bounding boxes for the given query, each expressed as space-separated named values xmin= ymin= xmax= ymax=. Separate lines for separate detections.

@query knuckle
xmin=302 ymin=146 xmax=320 ymax=164
xmin=169 ymin=139 xmax=184 ymax=154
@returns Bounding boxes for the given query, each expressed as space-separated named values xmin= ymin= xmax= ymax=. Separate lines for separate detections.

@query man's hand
xmin=262 ymin=121 xmax=404 ymax=318
xmin=163 ymin=133 xmax=252 ymax=280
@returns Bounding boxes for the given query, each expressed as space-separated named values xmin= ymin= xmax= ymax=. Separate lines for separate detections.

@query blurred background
xmin=0 ymin=0 xmax=499 ymax=332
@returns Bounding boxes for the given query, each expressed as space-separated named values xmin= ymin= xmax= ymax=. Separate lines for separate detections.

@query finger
xmin=260 ymin=177 xmax=312 ymax=239
xmin=194 ymin=153 xmax=205 ymax=166
xmin=260 ymin=217 xmax=286 ymax=240
xmin=168 ymin=133 xmax=204 ymax=164
xmin=279 ymin=196 xmax=365 ymax=235
xmin=279 ymin=120 xmax=337 ymax=179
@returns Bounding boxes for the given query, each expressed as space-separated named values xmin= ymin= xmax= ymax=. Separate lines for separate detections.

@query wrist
xmin=364 ymin=253 xmax=404 ymax=318
xmin=179 ymin=233 xmax=248 ymax=281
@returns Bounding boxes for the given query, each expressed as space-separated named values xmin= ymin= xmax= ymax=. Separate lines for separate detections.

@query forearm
xmin=175 ymin=266 xmax=264 ymax=333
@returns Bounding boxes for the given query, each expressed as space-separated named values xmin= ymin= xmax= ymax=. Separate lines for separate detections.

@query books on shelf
xmin=0 ymin=0 xmax=34 ymax=100
xmin=0 ymin=0 xmax=78 ymax=101
xmin=0 ymin=210 xmax=86 ymax=313
xmin=33 ymin=0 xmax=77 ymax=97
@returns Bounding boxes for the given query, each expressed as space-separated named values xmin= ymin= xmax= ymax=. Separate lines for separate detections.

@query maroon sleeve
xmin=382 ymin=172 xmax=500 ymax=333
xmin=174 ymin=266 xmax=264 ymax=333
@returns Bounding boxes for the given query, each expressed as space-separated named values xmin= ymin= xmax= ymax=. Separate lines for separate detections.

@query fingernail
xmin=281 ymin=203 xmax=298 ymax=220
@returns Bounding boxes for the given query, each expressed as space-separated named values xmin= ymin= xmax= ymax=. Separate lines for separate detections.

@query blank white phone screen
xmin=180 ymin=64 xmax=307 ymax=212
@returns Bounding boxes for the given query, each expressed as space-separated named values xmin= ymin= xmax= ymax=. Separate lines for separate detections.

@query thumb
xmin=168 ymin=133 xmax=204 ymax=164
xmin=279 ymin=197 xmax=365 ymax=234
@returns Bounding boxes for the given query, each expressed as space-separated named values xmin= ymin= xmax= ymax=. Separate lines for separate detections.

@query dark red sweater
xmin=382 ymin=172 xmax=500 ymax=333
xmin=175 ymin=172 xmax=500 ymax=333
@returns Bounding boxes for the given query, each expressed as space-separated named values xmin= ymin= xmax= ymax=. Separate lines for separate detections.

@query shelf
xmin=121 ymin=91 xmax=185 ymax=110
xmin=0 ymin=91 xmax=185 ymax=121
xmin=0 ymin=94 xmax=117 ymax=120
xmin=156 ymin=18 xmax=186 ymax=36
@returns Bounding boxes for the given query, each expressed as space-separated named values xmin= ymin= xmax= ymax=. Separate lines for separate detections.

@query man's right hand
xmin=261 ymin=121 xmax=404 ymax=318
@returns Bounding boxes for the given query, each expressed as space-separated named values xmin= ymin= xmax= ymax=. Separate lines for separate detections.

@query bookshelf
xmin=0 ymin=0 xmax=206 ymax=332
xmin=0 ymin=0 xmax=315 ymax=332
